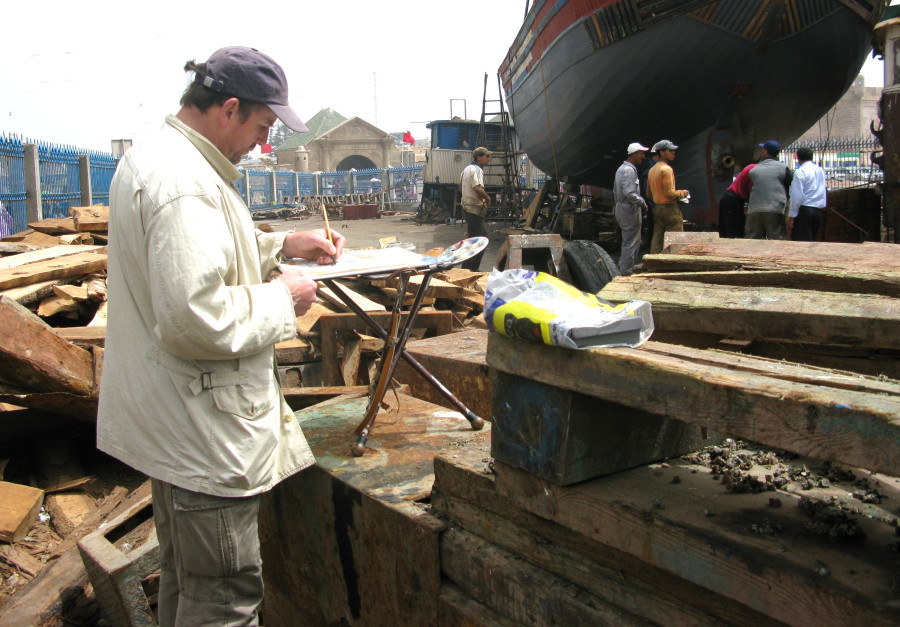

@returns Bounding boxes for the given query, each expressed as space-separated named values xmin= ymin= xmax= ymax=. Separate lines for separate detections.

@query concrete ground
xmin=265 ymin=211 xmax=511 ymax=272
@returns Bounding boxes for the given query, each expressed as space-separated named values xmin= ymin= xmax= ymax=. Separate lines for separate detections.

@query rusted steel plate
xmin=297 ymin=393 xmax=490 ymax=503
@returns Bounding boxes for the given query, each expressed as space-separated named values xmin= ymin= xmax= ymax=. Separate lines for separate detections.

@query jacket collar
xmin=165 ymin=114 xmax=242 ymax=183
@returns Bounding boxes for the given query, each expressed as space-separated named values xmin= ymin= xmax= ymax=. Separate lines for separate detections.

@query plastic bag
xmin=484 ymin=269 xmax=653 ymax=349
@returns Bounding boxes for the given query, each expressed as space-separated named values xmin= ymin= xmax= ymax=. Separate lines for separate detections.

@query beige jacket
xmin=97 ymin=115 xmax=314 ymax=497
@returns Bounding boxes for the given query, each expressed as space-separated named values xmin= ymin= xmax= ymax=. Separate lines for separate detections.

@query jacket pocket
xmin=210 ymin=383 xmax=276 ymax=420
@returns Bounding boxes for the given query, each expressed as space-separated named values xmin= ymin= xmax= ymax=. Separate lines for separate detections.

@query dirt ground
xmin=263 ymin=210 xmax=511 ymax=272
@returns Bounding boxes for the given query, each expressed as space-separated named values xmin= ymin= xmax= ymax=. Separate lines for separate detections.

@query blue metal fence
xmin=351 ymin=168 xmax=381 ymax=195
xmin=321 ymin=171 xmax=346 ymax=196
xmin=38 ymin=141 xmax=81 ymax=220
xmin=0 ymin=132 xmax=425 ymax=230
xmin=247 ymin=169 xmax=272 ymax=207
xmin=386 ymin=165 xmax=422 ymax=202
xmin=0 ymin=135 xmax=119 ymax=235
xmin=275 ymin=171 xmax=295 ymax=203
xmin=298 ymin=172 xmax=315 ymax=196
xmin=0 ymin=134 xmax=27 ymax=234
xmin=90 ymin=152 xmax=117 ymax=207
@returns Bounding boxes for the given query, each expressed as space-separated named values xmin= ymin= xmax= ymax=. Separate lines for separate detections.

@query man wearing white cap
xmin=614 ymin=142 xmax=649 ymax=276
xmin=98 ymin=47 xmax=346 ymax=625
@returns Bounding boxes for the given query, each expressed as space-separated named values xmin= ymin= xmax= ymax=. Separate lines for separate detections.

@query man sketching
xmin=97 ymin=46 xmax=345 ymax=625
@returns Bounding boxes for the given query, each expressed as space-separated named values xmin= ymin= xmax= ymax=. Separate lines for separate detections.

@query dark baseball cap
xmin=759 ymin=140 xmax=780 ymax=155
xmin=653 ymin=140 xmax=678 ymax=152
xmin=201 ymin=46 xmax=307 ymax=132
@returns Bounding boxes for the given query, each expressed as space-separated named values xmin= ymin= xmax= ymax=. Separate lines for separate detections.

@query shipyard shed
xmin=0 ymin=221 xmax=898 ymax=625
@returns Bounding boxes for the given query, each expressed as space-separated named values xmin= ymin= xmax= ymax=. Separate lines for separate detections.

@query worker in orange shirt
xmin=647 ymin=140 xmax=689 ymax=254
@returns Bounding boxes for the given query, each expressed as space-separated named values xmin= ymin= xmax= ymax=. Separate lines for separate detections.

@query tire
xmin=563 ymin=240 xmax=620 ymax=293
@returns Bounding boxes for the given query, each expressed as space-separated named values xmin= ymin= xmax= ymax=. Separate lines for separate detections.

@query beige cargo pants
xmin=151 ymin=479 xmax=263 ymax=626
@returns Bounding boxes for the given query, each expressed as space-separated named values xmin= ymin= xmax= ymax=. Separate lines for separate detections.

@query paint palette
xmin=435 ymin=237 xmax=489 ymax=267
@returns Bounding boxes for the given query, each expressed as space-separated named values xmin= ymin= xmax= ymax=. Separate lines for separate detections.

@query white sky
xmin=1 ymin=0 xmax=888 ymax=154
xmin=2 ymin=0 xmax=527 ymax=152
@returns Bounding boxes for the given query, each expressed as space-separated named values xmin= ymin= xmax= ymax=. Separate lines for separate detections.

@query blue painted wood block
xmin=491 ymin=370 xmax=716 ymax=485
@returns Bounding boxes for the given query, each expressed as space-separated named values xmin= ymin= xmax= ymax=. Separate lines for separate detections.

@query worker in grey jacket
xmin=746 ymin=140 xmax=793 ymax=239
xmin=614 ymin=142 xmax=650 ymax=276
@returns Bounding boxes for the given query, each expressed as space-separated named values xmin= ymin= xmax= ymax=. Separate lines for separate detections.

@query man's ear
xmin=218 ymin=97 xmax=241 ymax=127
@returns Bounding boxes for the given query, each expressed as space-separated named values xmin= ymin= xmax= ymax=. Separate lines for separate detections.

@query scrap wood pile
xmin=0 ymin=210 xmax=490 ymax=619
xmin=279 ymin=263 xmax=488 ymax=394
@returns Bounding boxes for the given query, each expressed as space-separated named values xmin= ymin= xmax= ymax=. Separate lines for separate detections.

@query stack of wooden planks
xmin=427 ymin=329 xmax=900 ymax=625
xmin=424 ymin=237 xmax=900 ymax=624
xmin=600 ymin=233 xmax=900 ymax=378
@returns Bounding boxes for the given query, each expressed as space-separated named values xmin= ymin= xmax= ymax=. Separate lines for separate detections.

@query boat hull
xmin=503 ymin=0 xmax=882 ymax=223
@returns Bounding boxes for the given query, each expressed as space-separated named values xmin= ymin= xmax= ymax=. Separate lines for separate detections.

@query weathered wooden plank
xmin=639 ymin=342 xmax=900 ymax=395
xmin=47 ymin=485 xmax=134 ymax=559
xmin=438 ymin=582 xmax=516 ymax=627
xmin=0 ymin=544 xmax=45 ymax=578
xmin=0 ymin=546 xmax=93 ymax=627
xmin=433 ymin=450 xmax=767 ymax=626
xmin=0 ymin=481 xmax=44 ymax=542
xmin=0 ymin=250 xmax=107 ymax=291
xmin=57 ymin=232 xmax=94 ymax=246
xmin=341 ymin=333 xmax=362 ymax=386
xmin=294 ymin=300 xmax=338 ymax=335
xmin=491 ymin=458 xmax=900 ymax=626
xmin=0 ymin=296 xmax=94 ymax=396
xmin=1 ymin=229 xmax=61 ymax=247
xmin=486 ymin=334 xmax=900 ymax=476
xmin=371 ymin=274 xmax=481 ymax=300
xmin=0 ymin=244 xmax=102 ymax=270
xmin=645 ymin=328 xmax=900 ymax=380
xmin=27 ymin=217 xmax=77 ymax=235
xmin=87 ymin=299 xmax=107 ymax=327
xmin=55 ymin=326 xmax=106 ymax=348
xmin=0 ymin=242 xmax=46 ymax=255
xmin=0 ymin=386 xmax=98 ymax=421
xmin=436 ymin=267 xmax=484 ymax=287
xmin=442 ymin=528 xmax=642 ymax=625
xmin=317 ymin=281 xmax=386 ymax=312
xmin=662 ymin=237 xmax=900 ymax=272
xmin=69 ymin=205 xmax=108 ymax=232
xmin=638 ymin=266 xmax=900 ymax=297
xmin=274 ymin=337 xmax=314 ymax=364
xmin=37 ymin=292 xmax=78 ymax=317
xmin=0 ymin=279 xmax=66 ymax=307
xmin=599 ymin=275 xmax=900 ymax=349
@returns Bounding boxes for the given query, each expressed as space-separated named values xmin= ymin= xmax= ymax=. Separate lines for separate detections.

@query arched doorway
xmin=336 ymin=155 xmax=377 ymax=170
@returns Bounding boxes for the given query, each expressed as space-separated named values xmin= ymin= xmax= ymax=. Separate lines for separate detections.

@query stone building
xmin=797 ymin=75 xmax=880 ymax=141
xmin=274 ymin=107 xmax=407 ymax=172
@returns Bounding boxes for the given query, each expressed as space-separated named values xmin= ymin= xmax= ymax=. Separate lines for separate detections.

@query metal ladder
xmin=476 ymin=72 xmax=523 ymax=221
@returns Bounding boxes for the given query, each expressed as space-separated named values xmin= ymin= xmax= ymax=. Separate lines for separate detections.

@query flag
xmin=261 ymin=144 xmax=273 ymax=153
xmin=402 ymin=131 xmax=415 ymax=145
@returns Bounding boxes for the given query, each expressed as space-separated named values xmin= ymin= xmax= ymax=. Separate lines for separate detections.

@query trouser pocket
xmin=170 ymin=487 xmax=263 ymax=606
